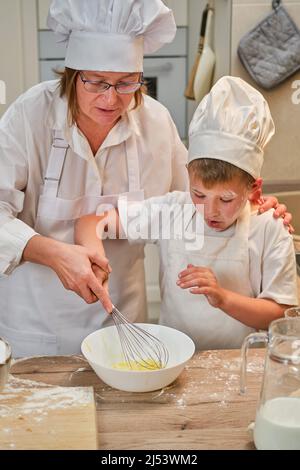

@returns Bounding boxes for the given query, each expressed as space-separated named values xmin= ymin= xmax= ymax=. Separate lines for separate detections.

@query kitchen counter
xmin=9 ymin=349 xmax=266 ymax=450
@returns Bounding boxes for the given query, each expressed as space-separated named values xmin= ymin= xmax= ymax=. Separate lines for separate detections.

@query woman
xmin=0 ymin=0 xmax=291 ymax=357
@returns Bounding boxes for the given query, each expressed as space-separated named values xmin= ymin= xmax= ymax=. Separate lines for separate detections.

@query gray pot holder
xmin=238 ymin=0 xmax=300 ymax=89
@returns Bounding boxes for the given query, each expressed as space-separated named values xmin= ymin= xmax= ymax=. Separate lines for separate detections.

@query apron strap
xmin=43 ymin=130 xmax=69 ymax=198
xmin=125 ymin=134 xmax=141 ymax=192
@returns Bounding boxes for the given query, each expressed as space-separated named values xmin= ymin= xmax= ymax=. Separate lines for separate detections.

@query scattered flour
xmin=0 ymin=374 xmax=93 ymax=419
xmin=148 ymin=351 xmax=265 ymax=409
xmin=69 ymin=367 xmax=90 ymax=382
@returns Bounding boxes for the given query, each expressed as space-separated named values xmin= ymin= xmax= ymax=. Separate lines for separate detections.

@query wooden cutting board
xmin=0 ymin=376 xmax=98 ymax=450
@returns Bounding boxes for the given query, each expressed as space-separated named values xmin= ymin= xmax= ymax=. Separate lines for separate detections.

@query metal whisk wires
xmin=111 ymin=306 xmax=169 ymax=370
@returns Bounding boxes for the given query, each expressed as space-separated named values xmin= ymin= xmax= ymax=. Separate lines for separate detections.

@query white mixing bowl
xmin=81 ymin=324 xmax=195 ymax=392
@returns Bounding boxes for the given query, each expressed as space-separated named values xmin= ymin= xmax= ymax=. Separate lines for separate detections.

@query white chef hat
xmin=188 ymin=76 xmax=275 ymax=179
xmin=47 ymin=0 xmax=176 ymax=72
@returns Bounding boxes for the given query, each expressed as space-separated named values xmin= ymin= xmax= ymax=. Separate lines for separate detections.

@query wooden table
xmin=10 ymin=349 xmax=266 ymax=450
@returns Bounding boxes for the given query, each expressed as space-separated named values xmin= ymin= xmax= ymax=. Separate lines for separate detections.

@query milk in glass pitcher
xmin=240 ymin=318 xmax=300 ymax=450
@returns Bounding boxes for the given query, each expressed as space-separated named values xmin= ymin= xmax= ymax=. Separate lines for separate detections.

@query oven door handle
xmin=143 ymin=63 xmax=173 ymax=74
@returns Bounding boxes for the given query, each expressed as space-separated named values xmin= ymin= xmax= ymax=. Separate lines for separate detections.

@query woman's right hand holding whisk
xmin=91 ymin=262 xmax=113 ymax=313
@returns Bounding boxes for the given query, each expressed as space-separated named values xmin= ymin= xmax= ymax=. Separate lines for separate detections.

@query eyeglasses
xmin=79 ymin=72 xmax=144 ymax=95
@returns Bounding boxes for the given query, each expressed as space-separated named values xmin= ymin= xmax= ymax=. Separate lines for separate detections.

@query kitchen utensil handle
xmin=203 ymin=8 xmax=214 ymax=48
xmin=240 ymin=332 xmax=268 ymax=394
xmin=272 ymin=0 xmax=281 ymax=11
xmin=185 ymin=6 xmax=209 ymax=100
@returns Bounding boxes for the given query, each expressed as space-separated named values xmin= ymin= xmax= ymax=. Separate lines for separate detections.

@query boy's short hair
xmin=188 ymin=158 xmax=255 ymax=189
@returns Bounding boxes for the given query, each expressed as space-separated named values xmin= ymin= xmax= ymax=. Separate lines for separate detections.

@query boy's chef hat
xmin=188 ymin=76 xmax=275 ymax=179
xmin=47 ymin=0 xmax=176 ymax=72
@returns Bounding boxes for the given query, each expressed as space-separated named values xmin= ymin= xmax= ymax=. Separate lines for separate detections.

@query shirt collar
xmin=99 ymin=99 xmax=141 ymax=150
xmin=47 ymin=91 xmax=141 ymax=160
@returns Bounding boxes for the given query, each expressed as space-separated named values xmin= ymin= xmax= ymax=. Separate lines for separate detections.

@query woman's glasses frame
xmin=79 ymin=72 xmax=144 ymax=95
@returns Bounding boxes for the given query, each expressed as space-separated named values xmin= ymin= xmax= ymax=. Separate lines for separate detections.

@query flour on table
xmin=0 ymin=374 xmax=93 ymax=418
xmin=149 ymin=351 xmax=264 ymax=409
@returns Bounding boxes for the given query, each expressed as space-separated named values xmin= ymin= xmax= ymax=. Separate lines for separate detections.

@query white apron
xmin=0 ymin=130 xmax=146 ymax=357
xmin=160 ymin=202 xmax=255 ymax=350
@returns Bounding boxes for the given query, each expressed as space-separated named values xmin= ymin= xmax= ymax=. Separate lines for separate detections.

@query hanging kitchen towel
xmin=238 ymin=0 xmax=300 ymax=89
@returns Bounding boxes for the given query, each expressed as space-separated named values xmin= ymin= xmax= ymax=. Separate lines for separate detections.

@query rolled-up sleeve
xmin=0 ymin=104 xmax=38 ymax=276
xmin=0 ymin=219 xmax=37 ymax=275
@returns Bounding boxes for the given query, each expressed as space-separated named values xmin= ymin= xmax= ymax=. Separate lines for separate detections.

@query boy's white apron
xmin=160 ymin=202 xmax=255 ymax=349
xmin=0 ymin=131 xmax=146 ymax=357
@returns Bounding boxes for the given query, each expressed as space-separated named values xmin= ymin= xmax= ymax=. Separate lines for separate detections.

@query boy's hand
xmin=177 ymin=264 xmax=227 ymax=308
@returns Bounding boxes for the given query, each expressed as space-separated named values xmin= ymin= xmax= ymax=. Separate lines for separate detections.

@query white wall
xmin=38 ymin=0 xmax=51 ymax=29
xmin=0 ymin=0 xmax=39 ymax=117
xmin=231 ymin=0 xmax=300 ymax=182
xmin=0 ymin=0 xmax=24 ymax=115
xmin=164 ymin=0 xmax=188 ymax=26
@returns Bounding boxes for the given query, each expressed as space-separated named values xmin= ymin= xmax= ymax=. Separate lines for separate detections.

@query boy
xmin=75 ymin=77 xmax=298 ymax=349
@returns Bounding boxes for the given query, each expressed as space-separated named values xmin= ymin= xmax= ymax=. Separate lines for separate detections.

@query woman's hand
xmin=248 ymin=178 xmax=294 ymax=234
xmin=257 ymin=196 xmax=294 ymax=234
xmin=78 ymin=263 xmax=111 ymax=306
xmin=177 ymin=264 xmax=227 ymax=308
xmin=50 ymin=243 xmax=113 ymax=311
xmin=91 ymin=263 xmax=110 ymax=298
xmin=23 ymin=235 xmax=113 ymax=312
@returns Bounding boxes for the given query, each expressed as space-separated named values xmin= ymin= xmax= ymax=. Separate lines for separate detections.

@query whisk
xmin=111 ymin=305 xmax=169 ymax=370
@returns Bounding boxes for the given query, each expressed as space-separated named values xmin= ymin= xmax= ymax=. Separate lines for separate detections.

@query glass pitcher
xmin=285 ymin=306 xmax=300 ymax=318
xmin=240 ymin=318 xmax=300 ymax=450
xmin=0 ymin=337 xmax=11 ymax=390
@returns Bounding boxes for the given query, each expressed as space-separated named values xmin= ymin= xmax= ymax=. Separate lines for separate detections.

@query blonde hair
xmin=188 ymin=158 xmax=255 ymax=188
xmin=56 ymin=67 xmax=147 ymax=126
